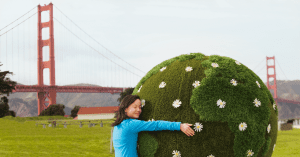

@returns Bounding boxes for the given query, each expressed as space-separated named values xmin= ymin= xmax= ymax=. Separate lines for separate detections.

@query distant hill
xmin=6 ymin=80 xmax=300 ymax=120
xmin=265 ymin=80 xmax=300 ymax=120
xmin=7 ymin=83 xmax=121 ymax=117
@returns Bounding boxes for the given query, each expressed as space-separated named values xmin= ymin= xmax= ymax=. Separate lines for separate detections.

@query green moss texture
xmin=133 ymin=53 xmax=278 ymax=157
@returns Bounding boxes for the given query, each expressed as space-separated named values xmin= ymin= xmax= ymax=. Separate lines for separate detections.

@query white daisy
xmin=230 ymin=79 xmax=237 ymax=86
xmin=192 ymin=81 xmax=200 ymax=88
xmin=207 ymin=155 xmax=215 ymax=157
xmin=273 ymin=103 xmax=276 ymax=110
xmin=247 ymin=150 xmax=254 ymax=157
xmin=160 ymin=66 xmax=167 ymax=72
xmin=273 ymin=144 xmax=276 ymax=151
xmin=211 ymin=63 xmax=219 ymax=68
xmin=256 ymin=81 xmax=261 ymax=88
xmin=148 ymin=118 xmax=155 ymax=122
xmin=138 ymin=85 xmax=142 ymax=93
xmin=185 ymin=66 xmax=193 ymax=72
xmin=239 ymin=122 xmax=247 ymax=131
xmin=172 ymin=150 xmax=181 ymax=157
xmin=194 ymin=122 xmax=203 ymax=132
xmin=253 ymin=98 xmax=261 ymax=107
xmin=235 ymin=60 xmax=241 ymax=65
xmin=217 ymin=99 xmax=226 ymax=108
xmin=172 ymin=99 xmax=182 ymax=108
xmin=141 ymin=99 xmax=145 ymax=108
xmin=267 ymin=124 xmax=271 ymax=133
xmin=159 ymin=82 xmax=166 ymax=88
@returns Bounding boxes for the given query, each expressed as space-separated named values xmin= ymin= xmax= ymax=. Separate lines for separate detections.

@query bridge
xmin=0 ymin=3 xmax=300 ymax=128
xmin=0 ymin=3 xmax=143 ymax=116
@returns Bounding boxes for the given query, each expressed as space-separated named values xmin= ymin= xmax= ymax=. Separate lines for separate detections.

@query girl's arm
xmin=129 ymin=119 xmax=181 ymax=133
xmin=129 ymin=119 xmax=195 ymax=136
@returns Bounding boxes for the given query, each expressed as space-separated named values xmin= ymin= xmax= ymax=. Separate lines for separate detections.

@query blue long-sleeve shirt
xmin=113 ymin=118 xmax=181 ymax=157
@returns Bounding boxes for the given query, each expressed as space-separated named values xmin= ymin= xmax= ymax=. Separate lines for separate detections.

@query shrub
xmin=133 ymin=53 xmax=278 ymax=157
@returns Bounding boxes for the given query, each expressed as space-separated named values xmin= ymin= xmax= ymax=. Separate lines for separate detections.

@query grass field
xmin=0 ymin=116 xmax=299 ymax=157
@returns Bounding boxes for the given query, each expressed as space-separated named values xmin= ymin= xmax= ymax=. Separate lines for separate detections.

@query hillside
xmin=5 ymin=80 xmax=300 ymax=119
xmin=6 ymin=83 xmax=121 ymax=117
xmin=264 ymin=80 xmax=300 ymax=120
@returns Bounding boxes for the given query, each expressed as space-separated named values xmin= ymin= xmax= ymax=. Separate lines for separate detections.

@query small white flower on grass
xmin=193 ymin=81 xmax=200 ymax=88
xmin=207 ymin=155 xmax=215 ymax=157
xmin=230 ymin=79 xmax=237 ymax=86
xmin=172 ymin=99 xmax=182 ymax=108
xmin=211 ymin=63 xmax=219 ymax=68
xmin=160 ymin=66 xmax=167 ymax=72
xmin=273 ymin=144 xmax=276 ymax=151
xmin=159 ymin=82 xmax=166 ymax=88
xmin=141 ymin=99 xmax=145 ymax=108
xmin=267 ymin=124 xmax=271 ymax=133
xmin=138 ymin=85 xmax=142 ymax=93
xmin=235 ymin=60 xmax=241 ymax=65
xmin=185 ymin=66 xmax=193 ymax=72
xmin=172 ymin=150 xmax=181 ymax=157
xmin=217 ymin=99 xmax=226 ymax=108
xmin=273 ymin=103 xmax=276 ymax=110
xmin=239 ymin=122 xmax=247 ymax=131
xmin=148 ymin=118 xmax=155 ymax=122
xmin=194 ymin=122 xmax=203 ymax=132
xmin=247 ymin=150 xmax=254 ymax=157
xmin=256 ymin=81 xmax=261 ymax=88
xmin=253 ymin=98 xmax=261 ymax=107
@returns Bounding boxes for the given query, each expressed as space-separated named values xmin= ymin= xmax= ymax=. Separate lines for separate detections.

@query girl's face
xmin=125 ymin=99 xmax=142 ymax=119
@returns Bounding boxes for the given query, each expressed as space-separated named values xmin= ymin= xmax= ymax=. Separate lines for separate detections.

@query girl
xmin=111 ymin=95 xmax=195 ymax=157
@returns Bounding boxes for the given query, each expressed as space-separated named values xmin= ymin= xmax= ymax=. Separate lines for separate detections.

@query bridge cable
xmin=18 ymin=24 xmax=19 ymax=82
xmin=276 ymin=58 xmax=297 ymax=99
xmin=0 ymin=6 xmax=36 ymax=32
xmin=12 ymin=29 xmax=13 ymax=77
xmin=276 ymin=69 xmax=290 ymax=96
xmin=53 ymin=17 xmax=142 ymax=78
xmin=28 ymin=17 xmax=30 ymax=84
xmin=256 ymin=63 xmax=265 ymax=77
xmin=252 ymin=58 xmax=265 ymax=72
xmin=0 ymin=12 xmax=37 ymax=37
xmin=6 ymin=32 xmax=7 ymax=70
xmin=53 ymin=5 xmax=146 ymax=75
xmin=23 ymin=19 xmax=25 ymax=85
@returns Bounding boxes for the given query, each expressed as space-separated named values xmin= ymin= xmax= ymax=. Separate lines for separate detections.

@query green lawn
xmin=0 ymin=116 xmax=299 ymax=157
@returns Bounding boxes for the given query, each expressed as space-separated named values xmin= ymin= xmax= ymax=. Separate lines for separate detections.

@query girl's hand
xmin=180 ymin=123 xmax=195 ymax=137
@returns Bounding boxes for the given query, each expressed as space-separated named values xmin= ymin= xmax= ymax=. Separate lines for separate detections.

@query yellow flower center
xmin=176 ymin=153 xmax=178 ymax=155
xmin=241 ymin=125 xmax=243 ymax=127
xmin=220 ymin=102 xmax=223 ymax=105
xmin=197 ymin=126 xmax=199 ymax=128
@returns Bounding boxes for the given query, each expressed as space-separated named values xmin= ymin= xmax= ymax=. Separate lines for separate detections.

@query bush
xmin=133 ymin=53 xmax=278 ymax=157
xmin=281 ymin=123 xmax=293 ymax=131
xmin=39 ymin=104 xmax=65 ymax=116
xmin=71 ymin=106 xmax=81 ymax=118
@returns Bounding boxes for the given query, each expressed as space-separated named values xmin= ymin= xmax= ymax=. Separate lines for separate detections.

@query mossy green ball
xmin=133 ymin=53 xmax=278 ymax=157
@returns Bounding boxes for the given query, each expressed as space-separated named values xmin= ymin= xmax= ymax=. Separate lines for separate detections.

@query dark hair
xmin=111 ymin=95 xmax=140 ymax=127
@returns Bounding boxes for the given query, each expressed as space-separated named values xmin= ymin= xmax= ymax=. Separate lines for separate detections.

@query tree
xmin=39 ymin=104 xmax=65 ymax=116
xmin=0 ymin=62 xmax=17 ymax=118
xmin=70 ymin=105 xmax=81 ymax=118
xmin=114 ymin=88 xmax=134 ymax=118
xmin=117 ymin=88 xmax=134 ymax=104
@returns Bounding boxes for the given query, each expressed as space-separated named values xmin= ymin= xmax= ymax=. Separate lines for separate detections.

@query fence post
xmin=110 ymin=127 xmax=114 ymax=154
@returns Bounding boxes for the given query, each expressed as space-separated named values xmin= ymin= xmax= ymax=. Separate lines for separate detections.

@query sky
xmin=0 ymin=0 xmax=299 ymax=88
